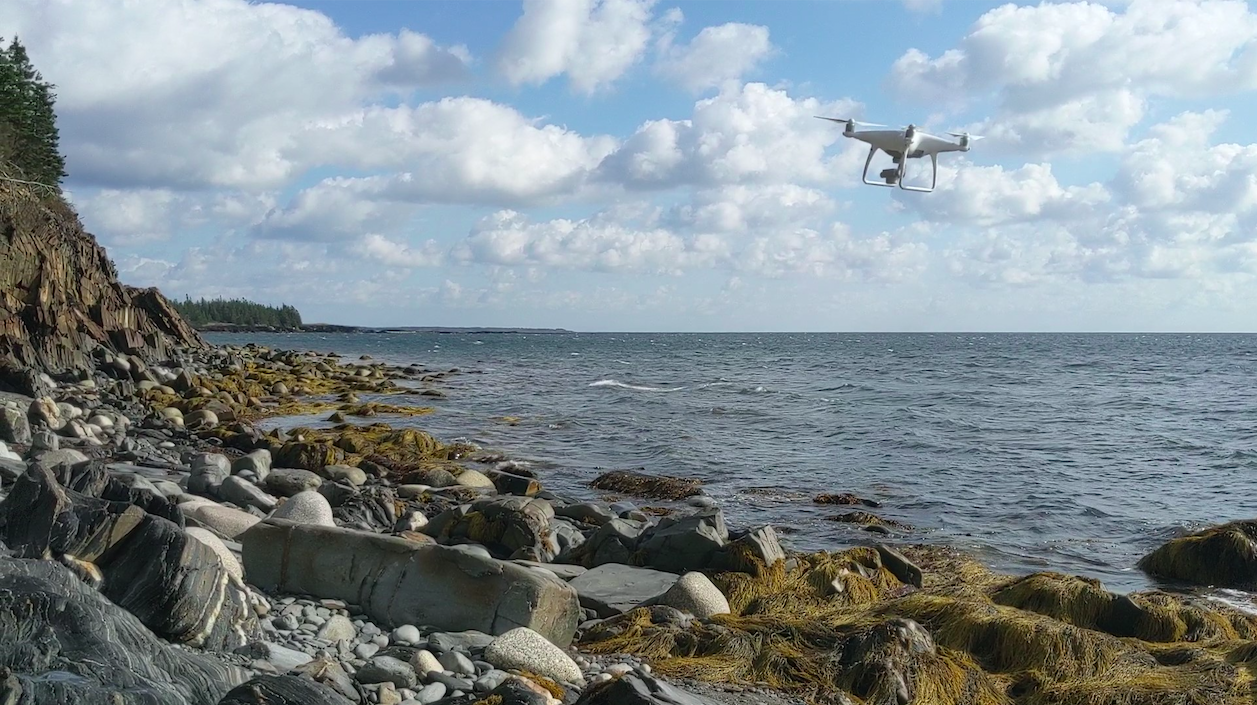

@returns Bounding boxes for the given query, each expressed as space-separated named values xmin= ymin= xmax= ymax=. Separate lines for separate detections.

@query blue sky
xmin=5 ymin=0 xmax=1257 ymax=331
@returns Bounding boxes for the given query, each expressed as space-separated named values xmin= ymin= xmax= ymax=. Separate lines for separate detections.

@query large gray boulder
xmin=636 ymin=507 xmax=727 ymax=573
xmin=216 ymin=674 xmax=354 ymax=705
xmin=0 ymin=554 xmax=249 ymax=704
xmin=568 ymin=563 xmax=680 ymax=618
xmin=239 ymin=520 xmax=582 ymax=646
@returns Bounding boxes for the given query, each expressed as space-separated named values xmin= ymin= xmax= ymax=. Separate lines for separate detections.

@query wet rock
xmin=814 ymin=492 xmax=882 ymax=508
xmin=488 ymin=469 xmax=542 ymax=497
xmin=455 ymin=468 xmax=495 ymax=489
xmin=0 ymin=555 xmax=249 ymax=705
xmin=589 ymin=470 xmax=701 ymax=500
xmin=217 ymin=674 xmax=356 ymax=705
xmin=356 ymin=656 xmax=417 ymax=688
xmin=266 ymin=467 xmax=324 ymax=496
xmin=186 ymin=501 xmax=261 ymax=539
xmin=568 ymin=563 xmax=679 ymax=618
xmin=240 ymin=520 xmax=582 ymax=646
xmin=185 ymin=526 xmax=244 ymax=580
xmin=401 ymin=468 xmax=457 ymax=488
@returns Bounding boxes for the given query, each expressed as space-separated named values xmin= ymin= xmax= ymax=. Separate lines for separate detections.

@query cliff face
xmin=0 ymin=180 xmax=204 ymax=395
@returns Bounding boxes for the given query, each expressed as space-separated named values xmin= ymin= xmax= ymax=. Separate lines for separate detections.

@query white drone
xmin=815 ymin=116 xmax=983 ymax=193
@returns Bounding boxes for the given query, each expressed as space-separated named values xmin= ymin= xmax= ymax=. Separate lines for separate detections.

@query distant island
xmin=173 ymin=296 xmax=571 ymax=334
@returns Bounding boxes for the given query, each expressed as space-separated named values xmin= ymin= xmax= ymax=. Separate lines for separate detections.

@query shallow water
xmin=205 ymin=331 xmax=1257 ymax=594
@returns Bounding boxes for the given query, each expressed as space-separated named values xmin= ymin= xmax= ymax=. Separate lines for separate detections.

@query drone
xmin=815 ymin=116 xmax=983 ymax=193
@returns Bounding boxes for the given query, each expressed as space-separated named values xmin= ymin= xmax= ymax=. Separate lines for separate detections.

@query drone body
xmin=815 ymin=116 xmax=982 ymax=193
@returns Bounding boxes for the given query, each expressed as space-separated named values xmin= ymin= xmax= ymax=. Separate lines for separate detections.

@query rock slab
xmin=240 ymin=519 xmax=582 ymax=646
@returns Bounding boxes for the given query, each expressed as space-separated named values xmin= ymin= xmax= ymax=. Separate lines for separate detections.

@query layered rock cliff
xmin=0 ymin=180 xmax=203 ymax=395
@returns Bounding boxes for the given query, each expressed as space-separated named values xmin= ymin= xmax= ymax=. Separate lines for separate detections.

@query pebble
xmin=413 ymin=682 xmax=446 ymax=704
xmin=356 ymin=643 xmax=381 ymax=660
xmin=438 ymin=650 xmax=476 ymax=677
xmin=410 ymin=649 xmax=442 ymax=677
xmin=392 ymin=624 xmax=422 ymax=645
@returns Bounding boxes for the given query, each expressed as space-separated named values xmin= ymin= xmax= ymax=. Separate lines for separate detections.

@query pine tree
xmin=0 ymin=37 xmax=66 ymax=188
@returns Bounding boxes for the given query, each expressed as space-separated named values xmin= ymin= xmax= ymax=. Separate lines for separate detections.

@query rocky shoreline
xmin=1 ymin=338 xmax=1256 ymax=705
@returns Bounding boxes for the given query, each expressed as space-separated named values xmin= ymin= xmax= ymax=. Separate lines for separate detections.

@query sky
xmin=5 ymin=0 xmax=1257 ymax=332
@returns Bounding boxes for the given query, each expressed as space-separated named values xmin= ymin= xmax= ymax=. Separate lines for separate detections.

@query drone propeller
xmin=814 ymin=116 xmax=887 ymax=127
xmin=947 ymin=131 xmax=985 ymax=140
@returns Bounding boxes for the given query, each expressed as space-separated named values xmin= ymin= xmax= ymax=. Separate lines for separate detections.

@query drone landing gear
xmin=861 ymin=145 xmax=938 ymax=193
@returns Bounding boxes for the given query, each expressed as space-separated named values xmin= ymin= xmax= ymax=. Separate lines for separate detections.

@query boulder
xmin=270 ymin=490 xmax=335 ymax=526
xmin=483 ymin=627 xmax=583 ymax=685
xmin=186 ymin=502 xmax=261 ymax=539
xmin=188 ymin=452 xmax=231 ymax=497
xmin=455 ymin=468 xmax=495 ymax=489
xmin=589 ymin=470 xmax=702 ymax=500
xmin=0 ymin=406 xmax=31 ymax=444
xmin=220 ymin=475 xmax=279 ymax=512
xmin=710 ymin=525 xmax=787 ymax=573
xmin=321 ymin=464 xmax=367 ymax=486
xmin=568 ymin=563 xmax=680 ymax=618
xmin=0 ymin=555 xmax=249 ymax=705
xmin=216 ymin=675 xmax=355 ymax=705
xmin=232 ymin=449 xmax=272 ymax=481
xmin=239 ymin=520 xmax=582 ymax=646
xmin=558 ymin=517 xmax=645 ymax=569
xmin=266 ymin=467 xmax=323 ymax=497
xmin=647 ymin=572 xmax=730 ymax=619
xmin=636 ymin=507 xmax=727 ymax=573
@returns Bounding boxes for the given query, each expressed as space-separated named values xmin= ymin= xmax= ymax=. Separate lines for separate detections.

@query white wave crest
xmin=589 ymin=379 xmax=687 ymax=392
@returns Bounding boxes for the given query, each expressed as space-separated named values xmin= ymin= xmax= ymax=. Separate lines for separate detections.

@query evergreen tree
xmin=0 ymin=37 xmax=66 ymax=187
xmin=173 ymin=296 xmax=304 ymax=328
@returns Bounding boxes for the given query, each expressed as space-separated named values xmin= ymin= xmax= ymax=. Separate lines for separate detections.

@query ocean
xmin=204 ymin=331 xmax=1257 ymax=596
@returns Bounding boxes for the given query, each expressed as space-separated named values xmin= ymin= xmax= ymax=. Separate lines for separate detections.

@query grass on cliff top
xmin=579 ymin=544 xmax=1257 ymax=705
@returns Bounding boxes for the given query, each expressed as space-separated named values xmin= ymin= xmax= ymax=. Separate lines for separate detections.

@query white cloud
xmin=0 ymin=0 xmax=472 ymax=189
xmin=495 ymin=0 xmax=656 ymax=94
xmin=74 ymin=188 xmax=276 ymax=246
xmin=596 ymin=82 xmax=864 ymax=188
xmin=737 ymin=224 xmax=929 ymax=280
xmin=294 ymin=98 xmax=618 ymax=206
xmin=667 ymin=184 xmax=836 ymax=233
xmin=654 ymin=22 xmax=775 ymax=93
xmin=940 ymin=111 xmax=1257 ymax=286
xmin=889 ymin=0 xmax=1257 ymax=154
xmin=358 ymin=234 xmax=446 ymax=268
xmin=901 ymin=160 xmax=1111 ymax=226
xmin=251 ymin=179 xmax=417 ymax=242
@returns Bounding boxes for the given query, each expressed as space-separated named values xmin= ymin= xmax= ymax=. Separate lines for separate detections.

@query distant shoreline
xmin=195 ymin=322 xmax=574 ymax=334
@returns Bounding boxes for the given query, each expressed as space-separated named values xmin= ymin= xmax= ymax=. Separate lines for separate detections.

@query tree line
xmin=173 ymin=297 xmax=304 ymax=328
xmin=0 ymin=37 xmax=65 ymax=188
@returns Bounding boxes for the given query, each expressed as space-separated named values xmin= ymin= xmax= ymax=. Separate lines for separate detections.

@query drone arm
xmin=861 ymin=145 xmax=894 ymax=187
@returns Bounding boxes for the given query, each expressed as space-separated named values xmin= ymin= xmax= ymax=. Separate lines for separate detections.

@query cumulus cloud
xmin=889 ymin=0 xmax=1257 ymax=153
xmin=0 ymin=0 xmax=472 ymax=189
xmin=251 ymin=180 xmax=417 ymax=242
xmin=358 ymin=234 xmax=446 ymax=268
xmin=939 ymin=111 xmax=1257 ymax=286
xmin=654 ymin=22 xmax=775 ymax=92
xmin=596 ymin=82 xmax=864 ymax=189
xmin=495 ymin=0 xmax=656 ymax=93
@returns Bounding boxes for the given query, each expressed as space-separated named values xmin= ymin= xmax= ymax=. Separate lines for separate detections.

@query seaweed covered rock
xmin=216 ymin=674 xmax=354 ymax=705
xmin=240 ymin=519 xmax=582 ymax=646
xmin=0 ymin=463 xmax=261 ymax=649
xmin=589 ymin=470 xmax=701 ymax=500
xmin=1137 ymin=520 xmax=1257 ymax=589
xmin=581 ymin=545 xmax=1257 ymax=705
xmin=0 ymin=553 xmax=248 ymax=704
xmin=0 ymin=179 xmax=204 ymax=396
xmin=431 ymin=495 xmax=559 ymax=561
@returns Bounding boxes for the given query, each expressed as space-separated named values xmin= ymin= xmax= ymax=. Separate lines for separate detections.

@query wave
xmin=588 ymin=379 xmax=687 ymax=392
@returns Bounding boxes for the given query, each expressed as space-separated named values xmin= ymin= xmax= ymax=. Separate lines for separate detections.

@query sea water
xmin=205 ymin=331 xmax=1257 ymax=595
